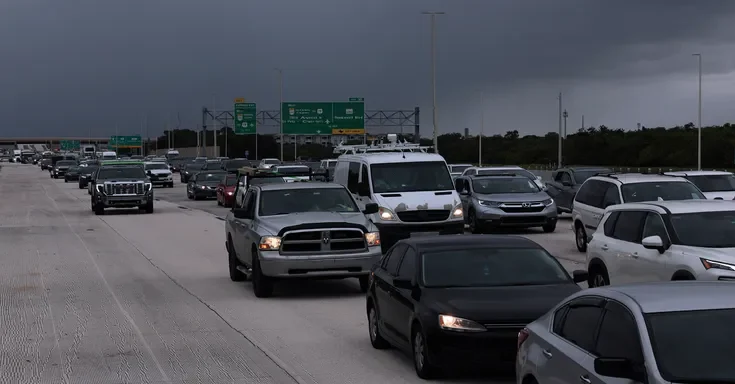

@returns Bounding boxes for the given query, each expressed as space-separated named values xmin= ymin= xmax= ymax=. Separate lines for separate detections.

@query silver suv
xmin=455 ymin=174 xmax=557 ymax=233
xmin=225 ymin=177 xmax=382 ymax=298
xmin=572 ymin=173 xmax=705 ymax=252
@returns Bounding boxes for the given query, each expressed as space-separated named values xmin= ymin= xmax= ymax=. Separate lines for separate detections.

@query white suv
xmin=572 ymin=173 xmax=705 ymax=252
xmin=664 ymin=170 xmax=735 ymax=200
xmin=586 ymin=200 xmax=735 ymax=287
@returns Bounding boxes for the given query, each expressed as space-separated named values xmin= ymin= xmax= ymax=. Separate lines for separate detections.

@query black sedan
xmin=186 ymin=171 xmax=227 ymax=200
xmin=180 ymin=163 xmax=205 ymax=183
xmin=366 ymin=235 xmax=587 ymax=379
xmin=78 ymin=166 xmax=98 ymax=189
xmin=64 ymin=166 xmax=81 ymax=182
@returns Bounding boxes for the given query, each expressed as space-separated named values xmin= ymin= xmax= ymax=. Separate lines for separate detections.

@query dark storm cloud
xmin=1 ymin=0 xmax=735 ymax=138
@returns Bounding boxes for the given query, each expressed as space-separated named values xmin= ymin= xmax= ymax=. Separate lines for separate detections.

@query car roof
xmin=399 ymin=234 xmax=544 ymax=251
xmin=591 ymin=173 xmax=689 ymax=184
xmin=589 ymin=282 xmax=735 ymax=313
xmin=257 ymin=182 xmax=344 ymax=191
xmin=664 ymin=170 xmax=733 ymax=176
xmin=608 ymin=200 xmax=735 ymax=214
xmin=338 ymin=152 xmax=446 ymax=165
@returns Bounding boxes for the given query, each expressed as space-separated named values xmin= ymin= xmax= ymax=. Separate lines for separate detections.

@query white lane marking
xmin=36 ymin=249 xmax=69 ymax=384
xmin=41 ymin=184 xmax=172 ymax=384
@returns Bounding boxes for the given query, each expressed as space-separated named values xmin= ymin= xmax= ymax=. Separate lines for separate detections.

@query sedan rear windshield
xmin=685 ymin=174 xmax=735 ymax=192
xmin=145 ymin=163 xmax=169 ymax=170
xmin=196 ymin=173 xmax=227 ymax=182
xmin=646 ymin=308 xmax=735 ymax=382
xmin=57 ymin=161 xmax=76 ymax=166
xmin=670 ymin=210 xmax=735 ymax=247
xmin=97 ymin=168 xmax=145 ymax=179
xmin=259 ymin=188 xmax=358 ymax=216
xmin=275 ymin=167 xmax=309 ymax=175
xmin=422 ymin=248 xmax=570 ymax=288
xmin=225 ymin=160 xmax=250 ymax=169
xmin=621 ymin=182 xmax=706 ymax=202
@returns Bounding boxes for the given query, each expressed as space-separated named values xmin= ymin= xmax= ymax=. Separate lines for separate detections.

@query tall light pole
xmin=479 ymin=90 xmax=484 ymax=166
xmin=563 ymin=109 xmax=568 ymax=139
xmin=212 ymin=95 xmax=218 ymax=158
xmin=422 ymin=11 xmax=444 ymax=153
xmin=557 ymin=92 xmax=563 ymax=168
xmin=276 ymin=68 xmax=284 ymax=162
xmin=693 ymin=53 xmax=702 ymax=170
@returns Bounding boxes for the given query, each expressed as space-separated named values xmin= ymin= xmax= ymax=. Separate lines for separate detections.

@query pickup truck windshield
xmin=97 ymin=168 xmax=145 ymax=179
xmin=259 ymin=188 xmax=358 ymax=216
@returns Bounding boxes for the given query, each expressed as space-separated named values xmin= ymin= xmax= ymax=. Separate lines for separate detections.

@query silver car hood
xmin=474 ymin=191 xmax=550 ymax=202
xmin=258 ymin=211 xmax=373 ymax=236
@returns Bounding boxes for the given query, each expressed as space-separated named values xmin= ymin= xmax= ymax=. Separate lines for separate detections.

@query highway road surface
xmin=2 ymin=163 xmax=586 ymax=383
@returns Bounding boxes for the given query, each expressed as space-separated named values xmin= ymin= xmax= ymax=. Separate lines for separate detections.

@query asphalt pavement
xmin=1 ymin=163 xmax=587 ymax=384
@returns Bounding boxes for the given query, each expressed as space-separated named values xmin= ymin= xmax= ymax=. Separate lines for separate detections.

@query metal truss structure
xmin=200 ymin=107 xmax=420 ymax=147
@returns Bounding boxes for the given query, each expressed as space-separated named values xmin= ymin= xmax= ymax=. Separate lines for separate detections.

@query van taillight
xmin=517 ymin=328 xmax=530 ymax=349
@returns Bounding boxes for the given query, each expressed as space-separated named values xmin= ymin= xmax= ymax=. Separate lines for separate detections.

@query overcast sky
xmin=3 ymin=0 xmax=735 ymax=138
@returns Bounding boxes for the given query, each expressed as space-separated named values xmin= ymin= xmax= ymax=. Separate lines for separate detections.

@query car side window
xmin=611 ymin=211 xmax=646 ymax=243
xmin=347 ymin=162 xmax=360 ymax=193
xmin=241 ymin=190 xmax=254 ymax=210
xmin=558 ymin=304 xmax=603 ymax=353
xmin=577 ymin=180 xmax=608 ymax=208
xmin=397 ymin=247 xmax=417 ymax=280
xmin=601 ymin=184 xmax=621 ymax=207
xmin=595 ymin=301 xmax=643 ymax=363
xmin=642 ymin=212 xmax=668 ymax=241
xmin=552 ymin=305 xmax=569 ymax=334
xmin=454 ymin=178 xmax=464 ymax=192
xmin=575 ymin=181 xmax=593 ymax=205
xmin=560 ymin=172 xmax=572 ymax=184
xmin=603 ymin=211 xmax=620 ymax=237
xmin=466 ymin=169 xmax=475 ymax=176
xmin=247 ymin=191 xmax=258 ymax=216
xmin=358 ymin=164 xmax=370 ymax=195
xmin=385 ymin=244 xmax=407 ymax=276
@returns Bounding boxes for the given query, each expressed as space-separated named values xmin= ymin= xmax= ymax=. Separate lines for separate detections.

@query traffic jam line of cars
xmin=39 ymin=143 xmax=735 ymax=382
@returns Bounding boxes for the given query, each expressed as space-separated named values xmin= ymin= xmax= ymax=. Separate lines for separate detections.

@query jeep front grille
xmin=397 ymin=210 xmax=450 ymax=222
xmin=105 ymin=183 xmax=144 ymax=195
xmin=281 ymin=229 xmax=366 ymax=254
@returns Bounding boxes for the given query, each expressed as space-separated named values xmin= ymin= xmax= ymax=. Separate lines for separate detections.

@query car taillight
xmin=517 ymin=328 xmax=530 ymax=349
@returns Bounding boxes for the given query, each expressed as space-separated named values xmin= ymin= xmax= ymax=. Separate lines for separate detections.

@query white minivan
xmin=334 ymin=152 xmax=464 ymax=252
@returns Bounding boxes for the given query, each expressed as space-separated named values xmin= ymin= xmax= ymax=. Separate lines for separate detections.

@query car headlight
xmin=478 ymin=200 xmax=500 ymax=207
xmin=701 ymin=258 xmax=735 ymax=271
xmin=452 ymin=204 xmax=463 ymax=218
xmin=438 ymin=315 xmax=486 ymax=332
xmin=542 ymin=198 xmax=554 ymax=206
xmin=201 ymin=185 xmax=206 ymax=189
xmin=258 ymin=236 xmax=282 ymax=250
xmin=96 ymin=185 xmax=104 ymax=193
xmin=144 ymin=182 xmax=152 ymax=191
xmin=365 ymin=232 xmax=381 ymax=246
xmin=375 ymin=207 xmax=396 ymax=221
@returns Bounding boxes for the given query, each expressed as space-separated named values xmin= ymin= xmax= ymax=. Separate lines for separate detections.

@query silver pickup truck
xmin=225 ymin=179 xmax=382 ymax=298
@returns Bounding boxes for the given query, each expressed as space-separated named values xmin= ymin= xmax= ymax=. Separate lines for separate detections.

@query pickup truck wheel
xmin=228 ymin=242 xmax=246 ymax=282
xmin=93 ymin=203 xmax=104 ymax=215
xmin=144 ymin=201 xmax=154 ymax=214
xmin=252 ymin=258 xmax=273 ymax=298
xmin=358 ymin=276 xmax=369 ymax=293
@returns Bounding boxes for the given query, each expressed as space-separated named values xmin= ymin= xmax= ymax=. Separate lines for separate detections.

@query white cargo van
xmin=101 ymin=151 xmax=117 ymax=160
xmin=334 ymin=151 xmax=464 ymax=251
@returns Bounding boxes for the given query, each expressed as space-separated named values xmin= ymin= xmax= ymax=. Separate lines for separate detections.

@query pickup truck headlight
xmin=365 ymin=232 xmax=381 ymax=246
xmin=452 ymin=204 xmax=463 ymax=218
xmin=96 ymin=185 xmax=104 ymax=193
xmin=258 ymin=236 xmax=281 ymax=250
xmin=378 ymin=207 xmax=396 ymax=221
xmin=144 ymin=182 xmax=152 ymax=191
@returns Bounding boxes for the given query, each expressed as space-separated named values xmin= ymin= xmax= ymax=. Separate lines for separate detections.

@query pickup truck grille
xmin=105 ymin=183 xmax=144 ymax=195
xmin=281 ymin=229 xmax=366 ymax=254
xmin=397 ymin=210 xmax=449 ymax=222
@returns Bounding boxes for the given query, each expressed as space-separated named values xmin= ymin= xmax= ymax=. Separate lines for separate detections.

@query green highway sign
xmin=234 ymin=99 xmax=257 ymax=135
xmin=349 ymin=97 xmax=364 ymax=102
xmin=281 ymin=100 xmax=365 ymax=135
xmin=109 ymin=135 xmax=142 ymax=148
xmin=60 ymin=140 xmax=80 ymax=151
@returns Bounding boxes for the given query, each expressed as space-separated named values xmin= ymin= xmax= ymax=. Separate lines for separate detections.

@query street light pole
xmin=693 ymin=53 xmax=702 ymax=170
xmin=212 ymin=95 xmax=218 ymax=157
xmin=563 ymin=109 xmax=568 ymax=139
xmin=479 ymin=90 xmax=484 ymax=166
xmin=422 ymin=11 xmax=444 ymax=154
xmin=557 ymin=92 xmax=563 ymax=168
xmin=276 ymin=68 xmax=284 ymax=162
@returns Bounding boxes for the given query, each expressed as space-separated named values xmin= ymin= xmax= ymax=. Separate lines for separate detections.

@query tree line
xmin=149 ymin=123 xmax=735 ymax=168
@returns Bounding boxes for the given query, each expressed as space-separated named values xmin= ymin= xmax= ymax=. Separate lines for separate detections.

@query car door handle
xmin=542 ymin=349 xmax=552 ymax=359
xmin=579 ymin=375 xmax=591 ymax=384
xmin=600 ymin=245 xmax=609 ymax=251
xmin=632 ymin=252 xmax=639 ymax=259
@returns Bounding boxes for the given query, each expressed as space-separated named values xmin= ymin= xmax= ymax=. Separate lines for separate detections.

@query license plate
xmin=411 ymin=231 xmax=440 ymax=237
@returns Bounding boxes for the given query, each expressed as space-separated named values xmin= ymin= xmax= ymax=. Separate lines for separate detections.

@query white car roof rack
xmin=333 ymin=133 xmax=432 ymax=155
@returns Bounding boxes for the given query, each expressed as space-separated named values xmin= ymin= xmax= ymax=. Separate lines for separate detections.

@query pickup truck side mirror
xmin=363 ymin=202 xmax=379 ymax=215
xmin=233 ymin=208 xmax=250 ymax=219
